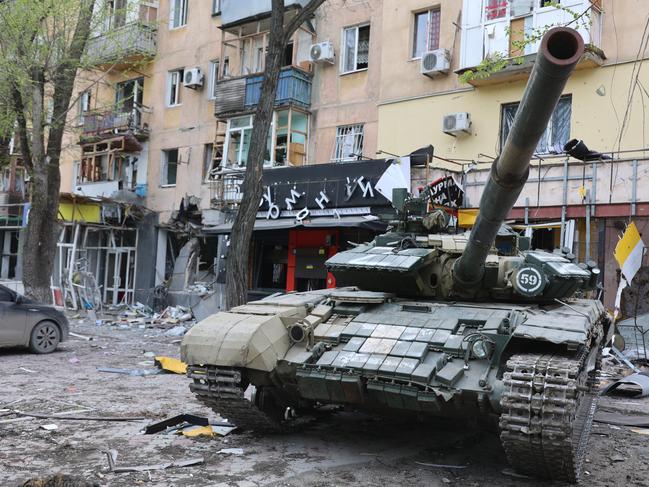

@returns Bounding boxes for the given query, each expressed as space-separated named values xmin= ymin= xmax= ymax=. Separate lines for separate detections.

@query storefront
xmin=205 ymin=157 xmax=410 ymax=298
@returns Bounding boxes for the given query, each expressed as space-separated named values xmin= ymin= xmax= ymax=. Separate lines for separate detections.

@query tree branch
xmin=283 ymin=0 xmax=326 ymax=41
xmin=10 ymin=83 xmax=32 ymax=171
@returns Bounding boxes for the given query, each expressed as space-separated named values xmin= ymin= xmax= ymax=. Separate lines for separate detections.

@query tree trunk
xmin=225 ymin=0 xmax=286 ymax=309
xmin=20 ymin=0 xmax=95 ymax=302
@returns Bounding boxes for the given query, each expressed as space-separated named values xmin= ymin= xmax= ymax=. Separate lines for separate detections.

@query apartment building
xmin=53 ymin=0 xmax=649 ymax=310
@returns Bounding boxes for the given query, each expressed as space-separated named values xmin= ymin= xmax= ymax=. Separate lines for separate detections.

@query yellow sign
xmin=458 ymin=209 xmax=479 ymax=227
xmin=58 ymin=202 xmax=101 ymax=223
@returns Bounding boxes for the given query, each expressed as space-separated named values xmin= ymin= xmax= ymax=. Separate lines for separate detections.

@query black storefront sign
xmin=427 ymin=175 xmax=464 ymax=208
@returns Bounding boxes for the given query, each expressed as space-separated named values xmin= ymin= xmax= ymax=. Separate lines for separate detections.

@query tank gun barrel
xmin=453 ymin=27 xmax=584 ymax=288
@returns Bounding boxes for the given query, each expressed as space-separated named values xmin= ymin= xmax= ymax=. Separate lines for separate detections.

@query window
xmin=242 ymin=35 xmax=265 ymax=74
xmin=225 ymin=116 xmax=253 ymax=166
xmin=212 ymin=0 xmax=221 ymax=15
xmin=107 ymin=0 xmax=127 ymax=29
xmin=485 ymin=0 xmax=508 ymax=20
xmin=208 ymin=60 xmax=220 ymax=99
xmin=272 ymin=109 xmax=308 ymax=166
xmin=501 ymin=95 xmax=572 ymax=155
xmin=413 ymin=9 xmax=441 ymax=58
xmin=162 ymin=149 xmax=178 ymax=186
xmin=169 ymin=0 xmax=188 ymax=29
xmin=341 ymin=24 xmax=370 ymax=73
xmin=222 ymin=57 xmax=230 ymax=78
xmin=203 ymin=143 xmax=214 ymax=180
xmin=332 ymin=124 xmax=364 ymax=162
xmin=78 ymin=90 xmax=91 ymax=124
xmin=167 ymin=69 xmax=183 ymax=107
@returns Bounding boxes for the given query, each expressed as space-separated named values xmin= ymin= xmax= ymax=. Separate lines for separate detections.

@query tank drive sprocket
xmin=188 ymin=365 xmax=283 ymax=432
xmin=499 ymin=353 xmax=597 ymax=482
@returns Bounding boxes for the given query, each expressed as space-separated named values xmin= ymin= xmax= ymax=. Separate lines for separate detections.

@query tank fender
xmin=181 ymin=311 xmax=292 ymax=372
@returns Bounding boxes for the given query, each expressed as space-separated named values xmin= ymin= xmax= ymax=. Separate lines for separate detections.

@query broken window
xmin=342 ymin=24 xmax=370 ymax=73
xmin=78 ymin=90 xmax=91 ymax=125
xmin=413 ymin=8 xmax=441 ymax=58
xmin=162 ymin=148 xmax=178 ymax=186
xmin=501 ymin=95 xmax=572 ymax=155
xmin=203 ymin=143 xmax=214 ymax=180
xmin=273 ymin=109 xmax=308 ymax=166
xmin=332 ymin=124 xmax=364 ymax=162
xmin=224 ymin=116 xmax=252 ymax=167
xmin=208 ymin=59 xmax=219 ymax=99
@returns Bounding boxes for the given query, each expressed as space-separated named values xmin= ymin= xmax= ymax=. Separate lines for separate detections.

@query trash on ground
xmin=154 ymin=356 xmax=187 ymax=374
xmin=97 ymin=367 xmax=163 ymax=377
xmin=630 ymin=428 xmax=649 ymax=435
xmin=217 ymin=448 xmax=244 ymax=455
xmin=142 ymin=413 xmax=235 ymax=436
xmin=502 ymin=468 xmax=532 ymax=479
xmin=19 ymin=367 xmax=36 ymax=373
xmin=415 ymin=462 xmax=467 ymax=469
xmin=594 ymin=411 xmax=649 ymax=427
xmin=601 ymin=371 xmax=649 ymax=397
xmin=69 ymin=357 xmax=80 ymax=364
xmin=40 ymin=424 xmax=58 ymax=431
xmin=69 ymin=331 xmax=93 ymax=341
xmin=164 ymin=325 xmax=187 ymax=337
xmin=105 ymin=449 xmax=204 ymax=473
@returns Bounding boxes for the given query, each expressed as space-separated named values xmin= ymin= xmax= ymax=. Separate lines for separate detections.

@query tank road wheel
xmin=187 ymin=365 xmax=284 ymax=433
xmin=499 ymin=353 xmax=596 ymax=483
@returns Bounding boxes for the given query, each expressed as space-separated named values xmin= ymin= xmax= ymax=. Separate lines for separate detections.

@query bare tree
xmin=0 ymin=0 xmax=97 ymax=301
xmin=225 ymin=0 xmax=326 ymax=309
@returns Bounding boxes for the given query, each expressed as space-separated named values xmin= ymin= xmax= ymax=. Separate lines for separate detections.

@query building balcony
xmin=214 ymin=67 xmax=312 ymax=118
xmin=80 ymin=105 xmax=151 ymax=142
xmin=209 ymin=172 xmax=244 ymax=209
xmin=84 ymin=22 xmax=157 ymax=67
xmin=220 ymin=0 xmax=308 ymax=28
xmin=458 ymin=0 xmax=603 ymax=86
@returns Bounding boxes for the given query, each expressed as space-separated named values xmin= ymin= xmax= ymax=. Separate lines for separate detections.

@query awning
xmin=203 ymin=215 xmax=388 ymax=235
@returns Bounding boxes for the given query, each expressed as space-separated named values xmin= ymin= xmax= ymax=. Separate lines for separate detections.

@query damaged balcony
xmin=85 ymin=22 xmax=157 ymax=68
xmin=81 ymin=104 xmax=151 ymax=143
xmin=209 ymin=170 xmax=244 ymax=210
xmin=214 ymin=67 xmax=312 ymax=118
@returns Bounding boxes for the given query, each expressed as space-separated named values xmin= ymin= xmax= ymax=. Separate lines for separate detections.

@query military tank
xmin=181 ymin=27 xmax=610 ymax=482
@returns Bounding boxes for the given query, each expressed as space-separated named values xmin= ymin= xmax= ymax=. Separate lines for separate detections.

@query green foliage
xmin=459 ymin=2 xmax=595 ymax=84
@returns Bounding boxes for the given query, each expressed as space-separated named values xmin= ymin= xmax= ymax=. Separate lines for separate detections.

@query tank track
xmin=187 ymin=365 xmax=282 ymax=433
xmin=499 ymin=353 xmax=596 ymax=483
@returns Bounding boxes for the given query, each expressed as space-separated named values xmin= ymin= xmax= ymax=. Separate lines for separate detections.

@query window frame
xmin=223 ymin=115 xmax=254 ymax=167
xmin=78 ymin=90 xmax=91 ymax=124
xmin=166 ymin=69 xmax=184 ymax=107
xmin=161 ymin=148 xmax=179 ymax=187
xmin=412 ymin=8 xmax=442 ymax=59
xmin=169 ymin=0 xmax=188 ymax=30
xmin=331 ymin=124 xmax=365 ymax=163
xmin=208 ymin=59 xmax=220 ymax=100
xmin=340 ymin=23 xmax=371 ymax=75
xmin=500 ymin=94 xmax=572 ymax=155
xmin=212 ymin=0 xmax=221 ymax=16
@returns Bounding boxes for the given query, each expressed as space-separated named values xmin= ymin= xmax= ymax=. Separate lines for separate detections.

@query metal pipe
xmin=632 ymin=159 xmax=638 ymax=216
xmin=585 ymin=190 xmax=591 ymax=261
xmin=453 ymin=27 xmax=585 ymax=288
xmin=560 ymin=157 xmax=568 ymax=248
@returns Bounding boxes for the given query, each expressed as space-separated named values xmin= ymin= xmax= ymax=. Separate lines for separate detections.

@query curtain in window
xmin=486 ymin=0 xmax=508 ymax=20
xmin=427 ymin=10 xmax=441 ymax=52
xmin=356 ymin=27 xmax=370 ymax=68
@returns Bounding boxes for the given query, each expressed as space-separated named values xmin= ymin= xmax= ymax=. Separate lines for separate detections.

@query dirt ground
xmin=1 ymin=318 xmax=649 ymax=487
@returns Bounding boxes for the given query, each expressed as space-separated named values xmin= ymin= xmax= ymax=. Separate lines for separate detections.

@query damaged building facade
xmin=49 ymin=0 xmax=649 ymax=314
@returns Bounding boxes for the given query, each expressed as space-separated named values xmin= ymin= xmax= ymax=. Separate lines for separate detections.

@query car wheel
xmin=29 ymin=321 xmax=61 ymax=354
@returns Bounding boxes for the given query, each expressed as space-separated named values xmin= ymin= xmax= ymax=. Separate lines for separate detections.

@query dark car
xmin=0 ymin=285 xmax=70 ymax=353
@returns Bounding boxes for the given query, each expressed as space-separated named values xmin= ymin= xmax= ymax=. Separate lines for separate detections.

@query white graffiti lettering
xmin=296 ymin=207 xmax=310 ymax=221
xmin=357 ymin=176 xmax=375 ymax=198
xmin=284 ymin=187 xmax=303 ymax=210
xmin=315 ymin=190 xmax=330 ymax=209
xmin=266 ymin=203 xmax=280 ymax=220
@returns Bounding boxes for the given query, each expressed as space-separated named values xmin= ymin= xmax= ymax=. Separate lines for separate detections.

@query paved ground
xmin=1 ymin=319 xmax=649 ymax=486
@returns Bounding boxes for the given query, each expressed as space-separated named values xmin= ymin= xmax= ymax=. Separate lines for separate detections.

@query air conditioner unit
xmin=443 ymin=112 xmax=472 ymax=136
xmin=183 ymin=68 xmax=204 ymax=89
xmin=309 ymin=41 xmax=335 ymax=64
xmin=421 ymin=48 xmax=451 ymax=77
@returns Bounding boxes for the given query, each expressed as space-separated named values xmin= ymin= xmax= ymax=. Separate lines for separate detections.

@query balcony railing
xmin=85 ymin=22 xmax=157 ymax=66
xmin=81 ymin=104 xmax=150 ymax=139
xmin=209 ymin=172 xmax=244 ymax=209
xmin=215 ymin=67 xmax=312 ymax=118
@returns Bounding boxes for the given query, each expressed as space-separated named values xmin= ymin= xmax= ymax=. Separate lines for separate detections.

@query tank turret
xmin=326 ymin=27 xmax=600 ymax=302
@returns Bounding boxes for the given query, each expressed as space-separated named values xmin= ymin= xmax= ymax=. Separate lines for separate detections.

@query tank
xmin=181 ymin=27 xmax=610 ymax=482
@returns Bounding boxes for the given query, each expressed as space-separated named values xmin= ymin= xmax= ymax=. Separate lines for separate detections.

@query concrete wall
xmin=309 ymin=0 xmax=383 ymax=164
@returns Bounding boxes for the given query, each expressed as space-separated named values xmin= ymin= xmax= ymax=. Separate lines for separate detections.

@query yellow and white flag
xmin=614 ymin=222 xmax=646 ymax=283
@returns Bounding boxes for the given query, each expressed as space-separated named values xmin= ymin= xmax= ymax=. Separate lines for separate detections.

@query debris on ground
xmin=97 ymin=367 xmax=163 ymax=377
xmin=217 ymin=448 xmax=244 ymax=455
xmin=142 ymin=413 xmax=235 ymax=436
xmin=601 ymin=372 xmax=649 ymax=397
xmin=104 ymin=449 xmax=204 ymax=473
xmin=21 ymin=474 xmax=100 ymax=487
xmin=594 ymin=411 xmax=649 ymax=427
xmin=154 ymin=356 xmax=187 ymax=374
xmin=99 ymin=303 xmax=196 ymax=331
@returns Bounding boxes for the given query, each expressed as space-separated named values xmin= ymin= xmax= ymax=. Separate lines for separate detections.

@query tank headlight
xmin=471 ymin=339 xmax=491 ymax=360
